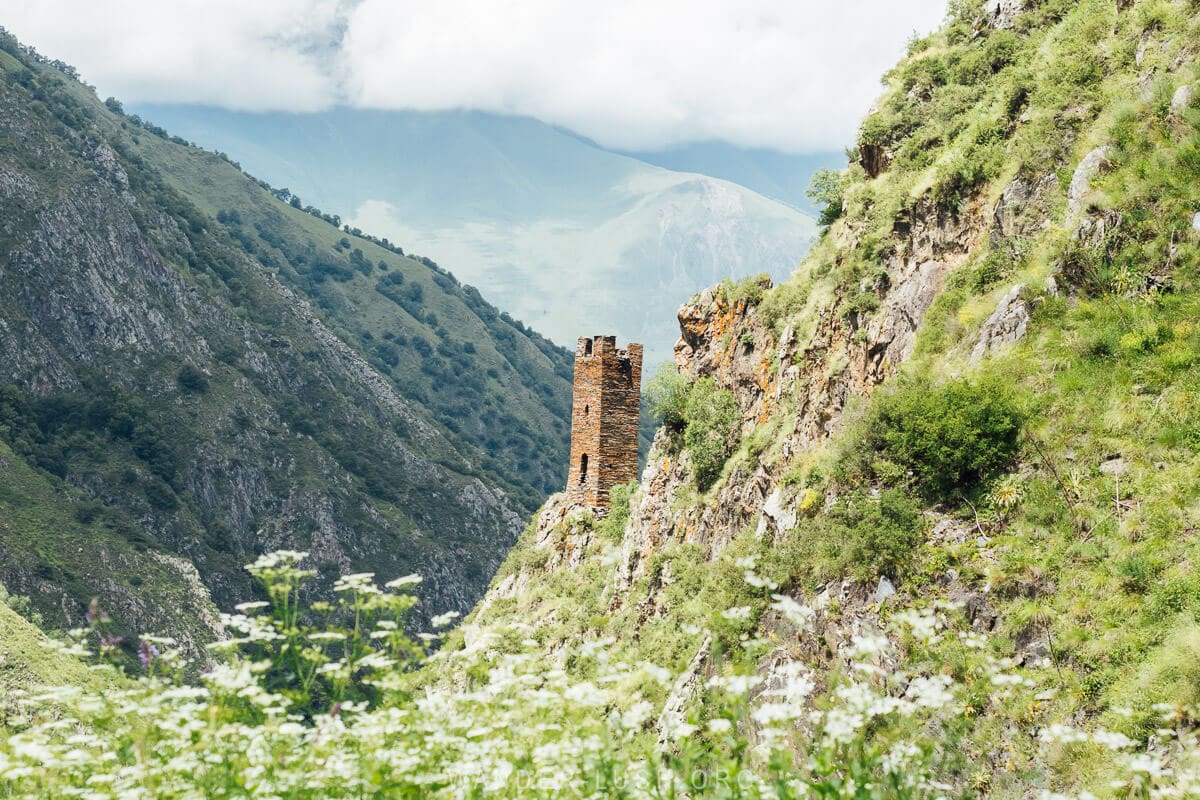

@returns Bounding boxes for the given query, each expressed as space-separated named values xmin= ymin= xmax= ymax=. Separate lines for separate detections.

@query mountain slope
xmin=128 ymin=106 xmax=821 ymax=365
xmin=0 ymin=29 xmax=573 ymax=646
xmin=459 ymin=0 xmax=1200 ymax=793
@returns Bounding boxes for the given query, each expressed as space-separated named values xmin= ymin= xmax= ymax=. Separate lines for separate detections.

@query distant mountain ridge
xmin=618 ymin=141 xmax=846 ymax=214
xmin=131 ymin=106 xmax=822 ymax=365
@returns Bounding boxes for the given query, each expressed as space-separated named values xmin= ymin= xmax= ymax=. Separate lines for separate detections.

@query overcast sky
xmin=0 ymin=0 xmax=948 ymax=153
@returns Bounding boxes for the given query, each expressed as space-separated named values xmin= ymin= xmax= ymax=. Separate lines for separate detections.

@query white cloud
xmin=0 ymin=0 xmax=347 ymax=111
xmin=0 ymin=0 xmax=948 ymax=152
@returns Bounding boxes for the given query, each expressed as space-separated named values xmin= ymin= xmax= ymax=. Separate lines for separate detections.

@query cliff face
xmin=469 ymin=0 xmax=1200 ymax=790
xmin=0 ymin=30 xmax=572 ymax=648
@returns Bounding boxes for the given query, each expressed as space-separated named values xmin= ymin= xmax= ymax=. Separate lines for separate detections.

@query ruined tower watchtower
xmin=567 ymin=336 xmax=643 ymax=508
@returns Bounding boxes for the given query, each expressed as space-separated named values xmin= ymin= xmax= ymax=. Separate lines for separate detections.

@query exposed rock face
xmin=1067 ymin=146 xmax=1111 ymax=221
xmin=859 ymin=142 xmax=891 ymax=179
xmin=604 ymin=193 xmax=988 ymax=596
xmin=970 ymin=285 xmax=1030 ymax=363
xmin=865 ymin=259 xmax=949 ymax=371
xmin=1170 ymin=83 xmax=1196 ymax=118
xmin=1073 ymin=209 xmax=1123 ymax=247
xmin=984 ymin=0 xmax=1024 ymax=29
xmin=991 ymin=174 xmax=1056 ymax=244
xmin=0 ymin=42 xmax=540 ymax=642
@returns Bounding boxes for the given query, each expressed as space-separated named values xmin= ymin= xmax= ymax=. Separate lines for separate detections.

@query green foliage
xmin=682 ymin=378 xmax=741 ymax=490
xmin=597 ymin=481 xmax=636 ymax=544
xmin=806 ymin=168 xmax=848 ymax=227
xmin=1118 ymin=553 xmax=1163 ymax=594
xmin=757 ymin=278 xmax=810 ymax=335
xmin=853 ymin=377 xmax=1022 ymax=502
xmin=233 ymin=552 xmax=423 ymax=715
xmin=0 ymin=580 xmax=42 ymax=628
xmin=827 ymin=489 xmax=927 ymax=580
xmin=771 ymin=488 xmax=927 ymax=585
xmin=718 ymin=273 xmax=772 ymax=307
xmin=175 ymin=364 xmax=209 ymax=394
xmin=644 ymin=363 xmax=692 ymax=431
xmin=645 ymin=369 xmax=741 ymax=488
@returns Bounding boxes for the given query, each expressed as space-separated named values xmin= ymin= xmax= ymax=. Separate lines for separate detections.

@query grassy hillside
xmin=0 ymin=602 xmax=112 ymax=698
xmin=458 ymin=0 xmax=1200 ymax=792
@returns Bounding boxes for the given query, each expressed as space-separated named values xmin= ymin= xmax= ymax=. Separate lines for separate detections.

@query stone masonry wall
xmin=566 ymin=336 xmax=642 ymax=508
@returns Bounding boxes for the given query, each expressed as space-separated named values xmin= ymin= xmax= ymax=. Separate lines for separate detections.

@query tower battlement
xmin=567 ymin=336 xmax=642 ymax=508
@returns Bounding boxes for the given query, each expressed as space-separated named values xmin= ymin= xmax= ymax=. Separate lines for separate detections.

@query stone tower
xmin=567 ymin=336 xmax=643 ymax=508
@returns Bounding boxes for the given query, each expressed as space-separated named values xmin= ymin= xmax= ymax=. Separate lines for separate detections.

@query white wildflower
xmin=769 ymin=594 xmax=815 ymax=630
xmin=905 ymin=675 xmax=955 ymax=710
xmin=744 ymin=571 xmax=779 ymax=589
xmin=892 ymin=609 xmax=943 ymax=643
xmin=708 ymin=674 xmax=763 ymax=696
xmin=1091 ymin=730 xmax=1136 ymax=751
xmin=233 ymin=601 xmax=269 ymax=612
xmin=707 ymin=718 xmax=733 ymax=734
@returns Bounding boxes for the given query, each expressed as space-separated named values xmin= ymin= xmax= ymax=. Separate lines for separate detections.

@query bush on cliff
xmin=850 ymin=376 xmax=1022 ymax=503
xmin=646 ymin=368 xmax=741 ymax=490
xmin=645 ymin=363 xmax=692 ymax=432
xmin=683 ymin=378 xmax=741 ymax=491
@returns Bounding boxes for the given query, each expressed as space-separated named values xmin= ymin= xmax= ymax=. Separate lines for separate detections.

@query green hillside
xmin=0 ymin=26 xmax=572 ymax=648
xmin=3 ymin=0 xmax=1200 ymax=798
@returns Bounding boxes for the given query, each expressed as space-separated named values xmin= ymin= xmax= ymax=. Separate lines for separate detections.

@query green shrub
xmin=597 ymin=481 xmax=636 ymax=544
xmin=859 ymin=376 xmax=1022 ymax=502
xmin=1119 ymin=554 xmax=1163 ymax=594
xmin=759 ymin=279 xmax=809 ymax=334
xmin=644 ymin=363 xmax=692 ymax=432
xmin=645 ymin=368 xmax=741 ymax=488
xmin=806 ymin=168 xmax=848 ymax=227
xmin=682 ymin=378 xmax=740 ymax=490
xmin=176 ymin=364 xmax=209 ymax=394
xmin=771 ymin=487 xmax=927 ymax=586
xmin=719 ymin=273 xmax=772 ymax=307
xmin=829 ymin=488 xmax=926 ymax=581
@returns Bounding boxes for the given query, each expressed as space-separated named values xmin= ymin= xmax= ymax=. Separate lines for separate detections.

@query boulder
xmin=874 ymin=576 xmax=896 ymax=604
xmin=761 ymin=487 xmax=797 ymax=533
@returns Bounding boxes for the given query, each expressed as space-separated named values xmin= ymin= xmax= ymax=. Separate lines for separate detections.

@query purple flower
xmin=138 ymin=640 xmax=160 ymax=670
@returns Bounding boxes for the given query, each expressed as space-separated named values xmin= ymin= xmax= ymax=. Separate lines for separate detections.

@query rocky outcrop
xmin=991 ymin=174 xmax=1056 ymax=245
xmin=1171 ymin=83 xmax=1196 ymax=119
xmin=970 ymin=285 xmax=1030 ymax=363
xmin=1067 ymin=146 xmax=1111 ymax=222
xmin=602 ymin=189 xmax=989 ymax=597
xmin=984 ymin=0 xmax=1023 ymax=29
